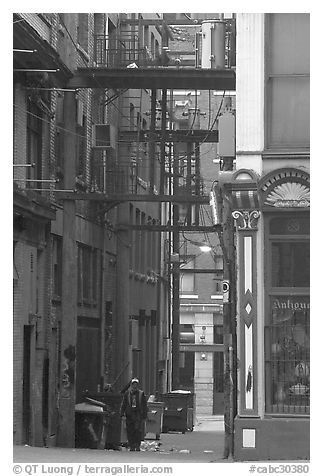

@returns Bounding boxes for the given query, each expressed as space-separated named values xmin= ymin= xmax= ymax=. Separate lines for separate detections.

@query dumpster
xmin=75 ymin=401 xmax=108 ymax=449
xmin=145 ymin=401 xmax=165 ymax=440
xmin=80 ymin=392 xmax=126 ymax=448
xmin=160 ymin=391 xmax=195 ymax=433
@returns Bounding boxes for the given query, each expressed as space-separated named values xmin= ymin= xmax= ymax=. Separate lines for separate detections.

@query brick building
xmin=13 ymin=12 xmax=170 ymax=447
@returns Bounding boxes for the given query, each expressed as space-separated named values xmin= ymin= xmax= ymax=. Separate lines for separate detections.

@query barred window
xmin=265 ymin=214 xmax=310 ymax=414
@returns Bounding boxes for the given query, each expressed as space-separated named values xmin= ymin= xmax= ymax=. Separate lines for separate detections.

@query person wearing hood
xmin=120 ymin=378 xmax=148 ymax=451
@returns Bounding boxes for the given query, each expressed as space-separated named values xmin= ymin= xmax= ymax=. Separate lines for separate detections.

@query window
xmin=129 ymin=103 xmax=135 ymax=131
xmin=55 ymin=95 xmax=64 ymax=174
xmin=155 ymin=39 xmax=160 ymax=60
xmin=150 ymin=32 xmax=155 ymax=58
xmin=180 ymin=258 xmax=195 ymax=293
xmin=272 ymin=242 xmax=310 ymax=287
xmin=140 ymin=212 xmax=146 ymax=273
xmin=265 ymin=14 xmax=310 ymax=150
xmin=144 ymin=26 xmax=149 ymax=49
xmin=179 ymin=324 xmax=195 ymax=343
xmin=213 ymin=325 xmax=223 ymax=344
xmin=77 ymin=14 xmax=89 ymax=52
xmin=76 ymin=106 xmax=86 ymax=177
xmin=27 ymin=100 xmax=42 ymax=184
xmin=82 ymin=246 xmax=91 ymax=300
xmin=151 ymin=219 xmax=157 ymax=269
xmin=52 ymin=235 xmax=62 ymax=298
xmin=134 ymin=209 xmax=141 ymax=271
xmin=129 ymin=204 xmax=134 ymax=269
xmin=265 ymin=214 xmax=310 ymax=414
xmin=77 ymin=244 xmax=99 ymax=305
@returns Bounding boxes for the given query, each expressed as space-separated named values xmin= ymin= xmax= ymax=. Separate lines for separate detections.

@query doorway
xmin=76 ymin=317 xmax=101 ymax=402
xmin=22 ymin=325 xmax=32 ymax=444
xmin=213 ymin=351 xmax=224 ymax=414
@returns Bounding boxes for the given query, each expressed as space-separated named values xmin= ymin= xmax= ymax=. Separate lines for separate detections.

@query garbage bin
xmin=160 ymin=391 xmax=195 ymax=433
xmin=82 ymin=392 xmax=125 ymax=448
xmin=75 ymin=402 xmax=108 ymax=449
xmin=145 ymin=401 xmax=165 ymax=440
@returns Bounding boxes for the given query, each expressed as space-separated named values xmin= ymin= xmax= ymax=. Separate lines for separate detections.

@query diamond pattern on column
xmin=242 ymin=289 xmax=255 ymax=328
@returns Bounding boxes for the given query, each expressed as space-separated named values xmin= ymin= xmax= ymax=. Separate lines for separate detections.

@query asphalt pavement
xmin=13 ymin=415 xmax=226 ymax=463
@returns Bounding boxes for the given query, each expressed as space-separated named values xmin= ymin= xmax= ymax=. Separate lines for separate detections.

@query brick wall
xmin=13 ymin=240 xmax=36 ymax=443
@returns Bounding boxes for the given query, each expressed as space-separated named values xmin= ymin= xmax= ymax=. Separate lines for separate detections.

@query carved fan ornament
xmin=265 ymin=182 xmax=310 ymax=208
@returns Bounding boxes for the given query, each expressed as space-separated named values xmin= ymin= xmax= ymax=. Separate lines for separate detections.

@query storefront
xmin=219 ymin=167 xmax=310 ymax=460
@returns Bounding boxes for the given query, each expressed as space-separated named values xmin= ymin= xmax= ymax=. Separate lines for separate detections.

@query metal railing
xmin=94 ymin=34 xmax=153 ymax=68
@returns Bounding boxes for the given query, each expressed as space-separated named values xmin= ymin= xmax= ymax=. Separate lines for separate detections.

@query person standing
xmin=120 ymin=378 xmax=148 ymax=451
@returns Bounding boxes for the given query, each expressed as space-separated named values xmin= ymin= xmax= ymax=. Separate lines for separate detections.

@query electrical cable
xmin=14 ymin=89 xmax=225 ymax=170
xmin=171 ymin=90 xmax=226 ymax=165
xmin=16 ymin=16 xmax=227 ymax=162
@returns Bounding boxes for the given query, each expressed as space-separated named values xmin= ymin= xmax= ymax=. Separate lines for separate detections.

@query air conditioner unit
xmin=92 ymin=124 xmax=117 ymax=149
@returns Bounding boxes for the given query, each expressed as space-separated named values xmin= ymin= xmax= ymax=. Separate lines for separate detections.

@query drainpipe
xmin=100 ymin=216 xmax=107 ymax=390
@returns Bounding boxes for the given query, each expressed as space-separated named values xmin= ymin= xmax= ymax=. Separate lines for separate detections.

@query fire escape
xmin=57 ymin=16 xmax=236 ymax=391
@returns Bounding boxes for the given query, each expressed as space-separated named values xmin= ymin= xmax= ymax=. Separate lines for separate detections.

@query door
xmin=22 ymin=325 xmax=32 ymax=444
xmin=76 ymin=317 xmax=101 ymax=403
xmin=213 ymin=351 xmax=224 ymax=414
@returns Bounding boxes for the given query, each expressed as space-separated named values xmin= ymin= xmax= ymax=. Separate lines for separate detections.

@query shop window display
xmin=265 ymin=216 xmax=310 ymax=414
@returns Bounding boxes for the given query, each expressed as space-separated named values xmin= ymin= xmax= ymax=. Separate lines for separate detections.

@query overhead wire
xmin=15 ymin=17 xmax=227 ymax=218
xmin=16 ymin=14 xmax=227 ymax=161
xmin=169 ymin=89 xmax=226 ymax=183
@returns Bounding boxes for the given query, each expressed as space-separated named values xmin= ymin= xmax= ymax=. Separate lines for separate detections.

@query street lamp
xmin=184 ymin=238 xmax=212 ymax=253
xmin=198 ymin=243 xmax=212 ymax=253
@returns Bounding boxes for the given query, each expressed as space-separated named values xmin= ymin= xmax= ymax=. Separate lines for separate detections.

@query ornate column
xmin=232 ymin=208 xmax=260 ymax=415
xmin=221 ymin=168 xmax=261 ymax=417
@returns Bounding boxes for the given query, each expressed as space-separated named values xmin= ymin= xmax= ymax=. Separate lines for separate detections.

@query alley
xmin=13 ymin=416 xmax=225 ymax=464
xmin=12 ymin=12 xmax=310 ymax=463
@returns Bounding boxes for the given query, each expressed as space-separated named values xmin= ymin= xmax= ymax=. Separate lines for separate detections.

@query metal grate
xmin=265 ymin=312 xmax=310 ymax=414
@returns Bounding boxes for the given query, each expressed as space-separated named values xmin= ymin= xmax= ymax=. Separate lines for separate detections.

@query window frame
xmin=77 ymin=243 xmax=99 ymax=307
xmin=264 ymin=212 xmax=310 ymax=415
xmin=264 ymin=13 xmax=310 ymax=152
xmin=52 ymin=235 xmax=63 ymax=300
xmin=27 ymin=99 xmax=43 ymax=184
xmin=180 ymin=256 xmax=196 ymax=294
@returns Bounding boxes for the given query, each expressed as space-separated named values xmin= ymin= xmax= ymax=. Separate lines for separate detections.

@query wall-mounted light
xmin=200 ymin=352 xmax=207 ymax=361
